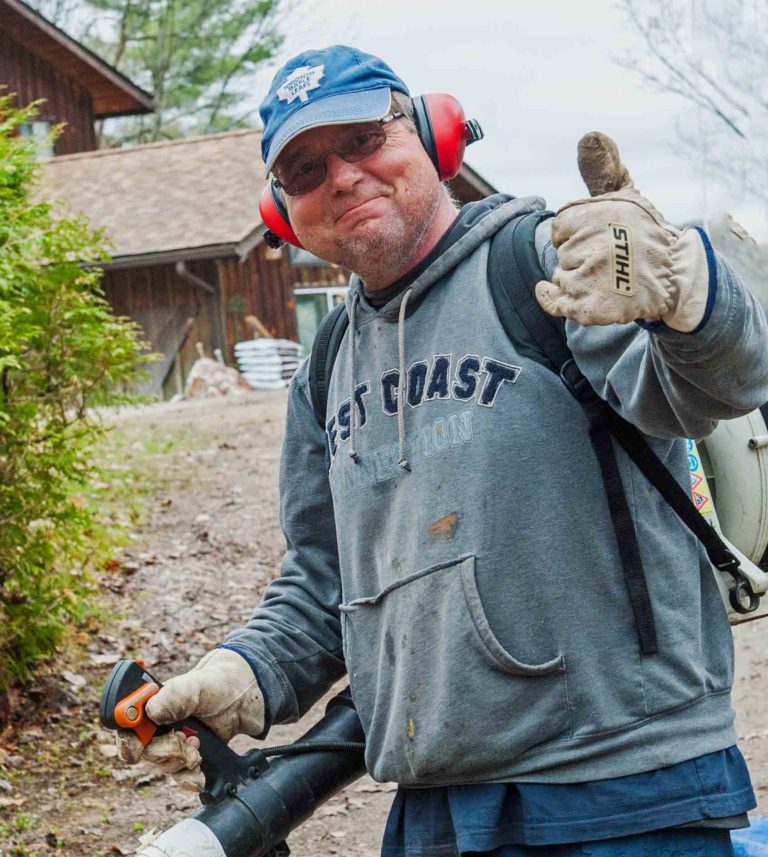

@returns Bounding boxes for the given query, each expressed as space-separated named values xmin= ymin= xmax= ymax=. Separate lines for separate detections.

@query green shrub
xmin=0 ymin=96 xmax=146 ymax=704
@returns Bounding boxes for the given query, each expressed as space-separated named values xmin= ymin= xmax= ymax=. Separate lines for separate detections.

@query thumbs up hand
xmin=535 ymin=132 xmax=710 ymax=331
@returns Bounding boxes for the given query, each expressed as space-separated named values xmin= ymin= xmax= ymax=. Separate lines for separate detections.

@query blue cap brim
xmin=263 ymin=87 xmax=392 ymax=175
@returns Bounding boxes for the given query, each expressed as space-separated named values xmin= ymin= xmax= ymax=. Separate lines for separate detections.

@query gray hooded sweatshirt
xmin=225 ymin=195 xmax=768 ymax=786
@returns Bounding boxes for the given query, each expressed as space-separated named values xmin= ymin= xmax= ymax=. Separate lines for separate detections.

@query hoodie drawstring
xmin=397 ymin=288 xmax=413 ymax=471
xmin=348 ymin=291 xmax=360 ymax=463
xmin=348 ymin=287 xmax=412 ymax=472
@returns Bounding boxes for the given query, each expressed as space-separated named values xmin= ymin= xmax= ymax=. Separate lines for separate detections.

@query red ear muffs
xmin=412 ymin=94 xmax=483 ymax=181
xmin=259 ymin=180 xmax=304 ymax=249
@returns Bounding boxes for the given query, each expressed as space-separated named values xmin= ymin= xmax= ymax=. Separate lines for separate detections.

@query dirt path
xmin=1 ymin=393 xmax=767 ymax=855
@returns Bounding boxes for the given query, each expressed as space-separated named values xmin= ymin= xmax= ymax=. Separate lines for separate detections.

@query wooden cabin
xmin=0 ymin=0 xmax=153 ymax=155
xmin=40 ymin=129 xmax=497 ymax=397
xmin=4 ymin=1 xmax=499 ymax=397
xmin=3 ymin=1 xmax=501 ymax=398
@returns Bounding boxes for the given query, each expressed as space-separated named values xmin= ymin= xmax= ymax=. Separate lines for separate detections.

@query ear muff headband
xmin=411 ymin=95 xmax=438 ymax=173
xmin=260 ymin=95 xmax=483 ymax=248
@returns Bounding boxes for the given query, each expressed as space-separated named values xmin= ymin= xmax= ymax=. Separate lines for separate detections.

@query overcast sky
xmin=254 ymin=0 xmax=767 ymax=241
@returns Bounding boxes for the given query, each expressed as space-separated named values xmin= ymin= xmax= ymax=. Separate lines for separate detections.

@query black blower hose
xmin=194 ymin=687 xmax=368 ymax=857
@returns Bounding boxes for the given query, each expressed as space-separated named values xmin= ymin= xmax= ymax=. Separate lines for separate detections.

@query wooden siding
xmin=102 ymin=259 xmax=224 ymax=395
xmin=0 ymin=29 xmax=96 ymax=154
xmin=97 ymin=159 xmax=492 ymax=396
xmin=217 ymin=243 xmax=347 ymax=358
xmin=1 ymin=0 xmax=153 ymax=117
xmin=99 ymin=242 xmax=349 ymax=397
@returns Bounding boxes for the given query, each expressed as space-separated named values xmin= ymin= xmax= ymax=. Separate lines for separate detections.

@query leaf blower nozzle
xmin=137 ymin=818 xmax=230 ymax=857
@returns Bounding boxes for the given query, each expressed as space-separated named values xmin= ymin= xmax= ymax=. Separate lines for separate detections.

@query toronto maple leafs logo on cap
xmin=277 ymin=65 xmax=325 ymax=105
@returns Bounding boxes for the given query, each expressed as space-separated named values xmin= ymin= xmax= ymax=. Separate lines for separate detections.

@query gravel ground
xmin=1 ymin=392 xmax=766 ymax=856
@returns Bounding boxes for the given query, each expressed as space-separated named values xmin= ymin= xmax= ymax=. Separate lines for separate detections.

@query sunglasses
xmin=272 ymin=112 xmax=404 ymax=196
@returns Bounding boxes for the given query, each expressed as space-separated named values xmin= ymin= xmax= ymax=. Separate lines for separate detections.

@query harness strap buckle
xmin=730 ymin=578 xmax=761 ymax=615
xmin=714 ymin=554 xmax=742 ymax=576
xmin=559 ymin=358 xmax=593 ymax=402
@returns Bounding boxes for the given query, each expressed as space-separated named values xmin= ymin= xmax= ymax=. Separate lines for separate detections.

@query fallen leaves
xmin=315 ymin=802 xmax=347 ymax=819
xmin=0 ymin=396 xmax=393 ymax=855
xmin=62 ymin=671 xmax=87 ymax=690
xmin=98 ymin=743 xmax=118 ymax=758
xmin=740 ymin=728 xmax=768 ymax=741
xmin=355 ymin=781 xmax=397 ymax=793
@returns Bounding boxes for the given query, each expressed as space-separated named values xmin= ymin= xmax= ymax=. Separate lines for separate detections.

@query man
xmin=118 ymin=46 xmax=768 ymax=856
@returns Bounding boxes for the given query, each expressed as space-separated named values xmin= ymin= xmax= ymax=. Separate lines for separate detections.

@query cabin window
xmin=289 ymin=246 xmax=332 ymax=268
xmin=295 ymin=287 xmax=347 ymax=356
xmin=19 ymin=120 xmax=55 ymax=159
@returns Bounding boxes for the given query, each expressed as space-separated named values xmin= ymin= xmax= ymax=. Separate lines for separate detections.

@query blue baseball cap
xmin=260 ymin=45 xmax=410 ymax=175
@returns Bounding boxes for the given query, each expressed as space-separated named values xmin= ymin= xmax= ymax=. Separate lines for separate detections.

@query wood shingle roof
xmin=40 ymin=128 xmax=267 ymax=265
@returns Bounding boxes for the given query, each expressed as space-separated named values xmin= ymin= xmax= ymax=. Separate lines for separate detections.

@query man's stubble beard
xmin=334 ymin=184 xmax=442 ymax=286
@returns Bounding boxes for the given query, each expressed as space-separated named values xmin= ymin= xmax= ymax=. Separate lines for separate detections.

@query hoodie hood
xmin=346 ymin=194 xmax=547 ymax=323
xmin=340 ymin=193 xmax=546 ymax=468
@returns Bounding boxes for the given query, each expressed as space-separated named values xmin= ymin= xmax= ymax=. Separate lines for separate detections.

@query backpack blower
xmin=695 ymin=404 xmax=768 ymax=623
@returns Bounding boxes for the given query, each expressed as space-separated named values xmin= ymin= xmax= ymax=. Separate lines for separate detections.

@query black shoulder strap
xmin=488 ymin=210 xmax=567 ymax=373
xmin=489 ymin=214 xmax=747 ymax=597
xmin=308 ymin=302 xmax=349 ymax=429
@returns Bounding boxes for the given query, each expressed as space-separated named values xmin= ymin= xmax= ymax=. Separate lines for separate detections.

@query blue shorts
xmin=464 ymin=828 xmax=734 ymax=856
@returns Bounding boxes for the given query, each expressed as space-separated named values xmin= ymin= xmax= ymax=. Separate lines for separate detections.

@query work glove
xmin=535 ymin=132 xmax=710 ymax=330
xmin=115 ymin=648 xmax=264 ymax=792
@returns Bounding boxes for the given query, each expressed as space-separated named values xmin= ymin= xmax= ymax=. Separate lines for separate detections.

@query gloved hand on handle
xmin=115 ymin=648 xmax=264 ymax=792
xmin=535 ymin=132 xmax=710 ymax=331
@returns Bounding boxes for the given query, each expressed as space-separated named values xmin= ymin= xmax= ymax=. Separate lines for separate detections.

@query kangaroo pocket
xmin=340 ymin=555 xmax=571 ymax=785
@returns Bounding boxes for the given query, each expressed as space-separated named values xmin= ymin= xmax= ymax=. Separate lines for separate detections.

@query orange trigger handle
xmin=114 ymin=682 xmax=160 ymax=746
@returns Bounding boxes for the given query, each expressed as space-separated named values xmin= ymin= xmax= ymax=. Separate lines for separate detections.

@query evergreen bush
xmin=0 ymin=96 xmax=146 ymax=710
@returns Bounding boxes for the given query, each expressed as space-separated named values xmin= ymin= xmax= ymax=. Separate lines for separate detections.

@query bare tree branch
xmin=621 ymin=1 xmax=747 ymax=138
xmin=618 ymin=0 xmax=768 ymax=209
